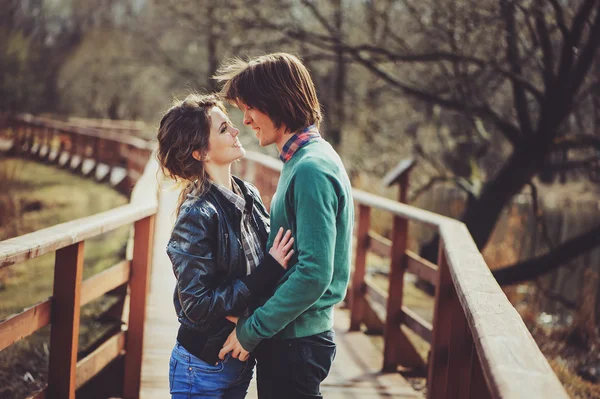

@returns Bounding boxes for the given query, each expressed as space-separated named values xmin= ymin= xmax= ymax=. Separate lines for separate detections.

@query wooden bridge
xmin=0 ymin=114 xmax=569 ymax=398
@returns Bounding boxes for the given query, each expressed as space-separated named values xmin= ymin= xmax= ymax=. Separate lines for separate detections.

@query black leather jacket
xmin=166 ymin=176 xmax=282 ymax=363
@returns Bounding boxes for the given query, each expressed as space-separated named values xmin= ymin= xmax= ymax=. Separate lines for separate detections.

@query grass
xmin=0 ymin=157 xmax=129 ymax=398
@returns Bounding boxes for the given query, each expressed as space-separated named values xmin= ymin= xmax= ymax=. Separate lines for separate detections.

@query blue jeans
xmin=169 ymin=342 xmax=255 ymax=398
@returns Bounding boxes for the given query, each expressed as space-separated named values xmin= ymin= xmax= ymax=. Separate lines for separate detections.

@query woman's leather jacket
xmin=166 ymin=176 xmax=280 ymax=362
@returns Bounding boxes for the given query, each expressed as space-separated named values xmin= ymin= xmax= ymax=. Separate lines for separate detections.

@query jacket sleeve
xmin=167 ymin=203 xmax=284 ymax=326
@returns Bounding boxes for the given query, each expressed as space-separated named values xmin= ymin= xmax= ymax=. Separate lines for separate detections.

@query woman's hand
xmin=269 ymin=227 xmax=294 ymax=269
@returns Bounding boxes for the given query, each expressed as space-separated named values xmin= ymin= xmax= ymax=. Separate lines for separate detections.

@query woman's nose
xmin=232 ymin=127 xmax=240 ymax=136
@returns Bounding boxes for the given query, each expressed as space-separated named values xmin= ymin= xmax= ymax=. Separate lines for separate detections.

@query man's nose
xmin=243 ymin=111 xmax=252 ymax=125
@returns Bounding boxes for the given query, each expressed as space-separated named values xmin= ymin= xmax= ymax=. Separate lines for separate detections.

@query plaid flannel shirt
xmin=213 ymin=180 xmax=263 ymax=275
xmin=279 ymin=125 xmax=322 ymax=163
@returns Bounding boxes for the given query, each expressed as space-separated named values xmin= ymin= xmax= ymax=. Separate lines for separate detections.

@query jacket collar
xmin=207 ymin=176 xmax=255 ymax=216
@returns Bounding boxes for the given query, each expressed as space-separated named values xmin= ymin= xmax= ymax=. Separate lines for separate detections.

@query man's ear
xmin=192 ymin=150 xmax=209 ymax=162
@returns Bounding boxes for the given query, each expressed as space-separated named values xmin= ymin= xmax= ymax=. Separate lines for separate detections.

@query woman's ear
xmin=192 ymin=150 xmax=209 ymax=162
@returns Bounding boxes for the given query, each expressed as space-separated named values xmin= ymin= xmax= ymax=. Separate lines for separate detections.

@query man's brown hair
xmin=214 ymin=53 xmax=322 ymax=133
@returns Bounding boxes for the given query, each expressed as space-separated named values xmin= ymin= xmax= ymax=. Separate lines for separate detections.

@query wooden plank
xmin=25 ymin=389 xmax=46 ymax=399
xmin=458 ymin=327 xmax=474 ymax=399
xmin=123 ymin=215 xmax=156 ymax=398
xmin=469 ymin=345 xmax=492 ymax=399
xmin=76 ymin=331 xmax=126 ymax=389
xmin=444 ymin=284 xmax=471 ymax=398
xmin=12 ymin=115 xmax=152 ymax=150
xmin=350 ymin=205 xmax=370 ymax=331
xmin=383 ymin=158 xmax=417 ymax=187
xmin=383 ymin=211 xmax=407 ymax=371
xmin=47 ymin=242 xmax=85 ymax=399
xmin=427 ymin=241 xmax=453 ymax=399
xmin=80 ymin=260 xmax=130 ymax=306
xmin=364 ymin=277 xmax=432 ymax=343
xmin=0 ymin=202 xmax=157 ymax=269
xmin=383 ymin=210 xmax=417 ymax=371
xmin=327 ymin=308 xmax=420 ymax=398
xmin=367 ymin=231 xmax=390 ymax=258
xmin=401 ymin=306 xmax=433 ymax=344
xmin=0 ymin=299 xmax=52 ymax=351
xmin=439 ymin=221 xmax=570 ymax=398
xmin=406 ymin=250 xmax=438 ymax=286
xmin=365 ymin=276 xmax=387 ymax=308
xmin=352 ymin=189 xmax=453 ymax=228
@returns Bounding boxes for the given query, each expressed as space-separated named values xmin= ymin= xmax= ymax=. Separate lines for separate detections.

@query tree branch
xmin=568 ymin=3 xmax=600 ymax=100
xmin=534 ymin=0 xmax=556 ymax=91
xmin=548 ymin=0 xmax=570 ymax=39
xmin=502 ymin=0 xmax=534 ymax=135
xmin=555 ymin=0 xmax=597 ymax=87
xmin=494 ymin=224 xmax=600 ymax=285
xmin=551 ymin=134 xmax=600 ymax=151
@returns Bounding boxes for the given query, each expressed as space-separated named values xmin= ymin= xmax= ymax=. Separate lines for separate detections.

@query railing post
xmin=427 ymin=239 xmax=453 ymax=399
xmin=47 ymin=242 xmax=85 ymax=399
xmin=469 ymin=344 xmax=493 ymax=399
xmin=444 ymin=277 xmax=472 ymax=398
xmin=349 ymin=204 xmax=371 ymax=331
xmin=123 ymin=215 xmax=156 ymax=399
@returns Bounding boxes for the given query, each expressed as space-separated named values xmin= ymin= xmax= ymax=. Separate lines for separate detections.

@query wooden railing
xmin=0 ymin=114 xmax=158 ymax=398
xmin=234 ymin=152 xmax=569 ymax=399
xmin=0 ymin=114 xmax=154 ymax=196
xmin=0 ymin=202 xmax=157 ymax=398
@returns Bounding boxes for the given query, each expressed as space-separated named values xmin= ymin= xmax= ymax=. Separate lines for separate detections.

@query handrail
xmin=2 ymin=113 xmax=156 ymax=196
xmin=234 ymin=152 xmax=569 ymax=399
xmin=11 ymin=114 xmax=153 ymax=150
xmin=0 ymin=201 xmax=157 ymax=269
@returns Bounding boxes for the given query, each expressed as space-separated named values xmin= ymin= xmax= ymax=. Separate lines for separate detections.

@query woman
xmin=156 ymin=93 xmax=293 ymax=398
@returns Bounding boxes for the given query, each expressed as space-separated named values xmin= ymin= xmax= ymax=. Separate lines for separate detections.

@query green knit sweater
xmin=236 ymin=139 xmax=354 ymax=351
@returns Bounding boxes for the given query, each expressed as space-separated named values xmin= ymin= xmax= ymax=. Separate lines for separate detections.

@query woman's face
xmin=204 ymin=106 xmax=245 ymax=165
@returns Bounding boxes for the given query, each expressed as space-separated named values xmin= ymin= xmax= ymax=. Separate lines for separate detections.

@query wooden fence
xmin=0 ymin=114 xmax=154 ymax=196
xmin=0 ymin=114 xmax=157 ymax=398
xmin=0 ymin=203 xmax=157 ymax=398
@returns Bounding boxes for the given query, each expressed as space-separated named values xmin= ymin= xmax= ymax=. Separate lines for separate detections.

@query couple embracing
xmin=156 ymin=53 xmax=354 ymax=399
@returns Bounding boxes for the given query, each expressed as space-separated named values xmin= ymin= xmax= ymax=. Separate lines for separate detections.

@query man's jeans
xmin=254 ymin=330 xmax=336 ymax=399
xmin=169 ymin=342 xmax=255 ymax=398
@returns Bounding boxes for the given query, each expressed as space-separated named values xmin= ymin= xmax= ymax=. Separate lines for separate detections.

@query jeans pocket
xmin=169 ymin=356 xmax=178 ymax=390
xmin=299 ymin=338 xmax=336 ymax=385
xmin=190 ymin=355 xmax=225 ymax=373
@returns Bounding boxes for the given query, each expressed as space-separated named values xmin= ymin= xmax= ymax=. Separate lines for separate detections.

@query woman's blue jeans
xmin=169 ymin=342 xmax=255 ymax=398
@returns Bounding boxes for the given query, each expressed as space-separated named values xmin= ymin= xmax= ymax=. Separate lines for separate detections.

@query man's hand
xmin=219 ymin=328 xmax=249 ymax=361
xmin=226 ymin=316 xmax=238 ymax=324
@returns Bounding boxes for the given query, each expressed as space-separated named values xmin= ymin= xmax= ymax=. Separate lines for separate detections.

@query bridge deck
xmin=138 ymin=165 xmax=419 ymax=398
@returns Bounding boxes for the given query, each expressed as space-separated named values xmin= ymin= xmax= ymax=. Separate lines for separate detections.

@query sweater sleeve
xmin=236 ymin=162 xmax=338 ymax=351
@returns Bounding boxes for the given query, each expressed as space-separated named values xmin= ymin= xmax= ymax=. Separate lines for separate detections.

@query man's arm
xmin=235 ymin=164 xmax=339 ymax=352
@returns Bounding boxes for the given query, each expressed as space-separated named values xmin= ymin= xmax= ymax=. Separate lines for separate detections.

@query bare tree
xmin=242 ymin=0 xmax=600 ymax=284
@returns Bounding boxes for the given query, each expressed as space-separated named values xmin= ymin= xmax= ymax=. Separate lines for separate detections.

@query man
xmin=215 ymin=53 xmax=354 ymax=398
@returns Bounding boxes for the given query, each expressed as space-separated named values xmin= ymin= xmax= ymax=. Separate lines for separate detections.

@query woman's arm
xmin=167 ymin=204 xmax=291 ymax=326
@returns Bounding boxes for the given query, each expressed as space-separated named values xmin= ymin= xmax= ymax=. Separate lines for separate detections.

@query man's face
xmin=240 ymin=103 xmax=286 ymax=147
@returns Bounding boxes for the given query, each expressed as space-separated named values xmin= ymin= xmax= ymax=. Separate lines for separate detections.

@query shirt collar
xmin=212 ymin=179 xmax=246 ymax=213
xmin=279 ymin=125 xmax=321 ymax=163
